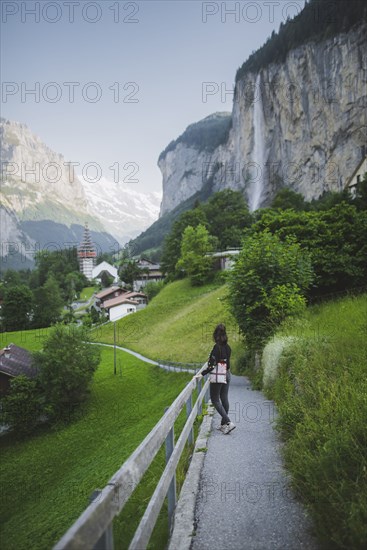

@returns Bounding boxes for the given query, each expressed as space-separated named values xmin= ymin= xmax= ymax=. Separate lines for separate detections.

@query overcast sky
xmin=1 ymin=0 xmax=305 ymax=195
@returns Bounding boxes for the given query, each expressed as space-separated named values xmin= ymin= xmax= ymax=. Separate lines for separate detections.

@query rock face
xmin=158 ymin=113 xmax=232 ymax=215
xmin=158 ymin=23 xmax=367 ymax=214
xmin=1 ymin=118 xmax=97 ymax=227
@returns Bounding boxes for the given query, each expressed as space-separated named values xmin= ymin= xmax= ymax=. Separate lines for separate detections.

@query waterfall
xmin=249 ymin=73 xmax=266 ymax=211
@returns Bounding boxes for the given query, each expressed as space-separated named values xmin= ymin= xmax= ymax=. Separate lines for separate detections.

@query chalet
xmin=0 ymin=344 xmax=38 ymax=396
xmin=346 ymin=156 xmax=367 ymax=196
xmin=102 ymin=292 xmax=147 ymax=322
xmin=92 ymin=261 xmax=119 ymax=284
xmin=134 ymin=258 xmax=164 ymax=291
xmin=94 ymin=286 xmax=127 ymax=309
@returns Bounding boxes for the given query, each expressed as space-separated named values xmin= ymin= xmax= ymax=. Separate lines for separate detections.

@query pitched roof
xmin=103 ymin=296 xmax=139 ymax=309
xmin=123 ymin=291 xmax=147 ymax=300
xmin=95 ymin=286 xmax=124 ymax=300
xmin=0 ymin=344 xmax=38 ymax=379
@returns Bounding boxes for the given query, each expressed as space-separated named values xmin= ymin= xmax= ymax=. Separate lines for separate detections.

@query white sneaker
xmin=223 ymin=422 xmax=236 ymax=435
xmin=216 ymin=424 xmax=226 ymax=432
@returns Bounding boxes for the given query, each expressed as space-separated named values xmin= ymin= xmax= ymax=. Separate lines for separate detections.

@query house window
xmin=356 ymin=175 xmax=361 ymax=183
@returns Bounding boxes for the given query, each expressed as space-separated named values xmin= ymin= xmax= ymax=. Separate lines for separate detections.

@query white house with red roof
xmin=100 ymin=291 xmax=147 ymax=322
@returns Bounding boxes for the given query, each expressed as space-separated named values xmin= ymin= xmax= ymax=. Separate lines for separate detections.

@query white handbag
xmin=208 ymin=345 xmax=227 ymax=384
xmin=209 ymin=360 xmax=227 ymax=384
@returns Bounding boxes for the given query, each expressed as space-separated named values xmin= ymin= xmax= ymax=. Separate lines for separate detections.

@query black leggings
xmin=209 ymin=372 xmax=231 ymax=425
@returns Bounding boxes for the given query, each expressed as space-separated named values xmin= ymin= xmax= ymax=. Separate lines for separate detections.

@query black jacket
xmin=201 ymin=343 xmax=231 ymax=376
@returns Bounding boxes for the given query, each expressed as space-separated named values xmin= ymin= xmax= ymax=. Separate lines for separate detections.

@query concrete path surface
xmin=191 ymin=374 xmax=319 ymax=550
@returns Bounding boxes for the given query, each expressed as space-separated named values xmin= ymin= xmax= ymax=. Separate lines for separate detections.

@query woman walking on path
xmin=194 ymin=323 xmax=236 ymax=435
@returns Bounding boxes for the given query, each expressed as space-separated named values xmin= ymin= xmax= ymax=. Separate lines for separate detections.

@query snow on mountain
xmin=80 ymin=176 xmax=162 ymax=244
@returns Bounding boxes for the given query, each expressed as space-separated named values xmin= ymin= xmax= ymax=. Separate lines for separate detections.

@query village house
xmin=102 ymin=291 xmax=147 ymax=322
xmin=94 ymin=286 xmax=127 ymax=309
xmin=0 ymin=344 xmax=38 ymax=396
xmin=134 ymin=258 xmax=164 ymax=291
xmin=346 ymin=155 xmax=367 ymax=196
xmin=210 ymin=249 xmax=241 ymax=271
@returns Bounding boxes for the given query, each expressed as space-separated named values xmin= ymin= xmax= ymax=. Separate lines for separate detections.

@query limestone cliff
xmin=158 ymin=22 xmax=367 ymax=214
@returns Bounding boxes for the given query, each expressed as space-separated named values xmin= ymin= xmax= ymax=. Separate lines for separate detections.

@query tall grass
xmin=266 ymin=294 xmax=367 ymax=549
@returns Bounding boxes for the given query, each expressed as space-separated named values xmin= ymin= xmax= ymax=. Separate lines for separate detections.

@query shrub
xmin=144 ymin=280 xmax=165 ymax=301
xmin=227 ymin=231 xmax=313 ymax=349
xmin=0 ymin=375 xmax=43 ymax=435
xmin=33 ymin=325 xmax=101 ymax=423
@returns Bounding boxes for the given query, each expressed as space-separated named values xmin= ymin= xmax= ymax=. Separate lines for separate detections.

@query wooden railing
xmin=54 ymin=369 xmax=209 ymax=550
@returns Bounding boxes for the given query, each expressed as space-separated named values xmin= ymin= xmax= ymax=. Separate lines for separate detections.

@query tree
xmin=100 ymin=271 xmax=114 ymax=288
xmin=33 ymin=325 xmax=101 ymax=422
xmin=161 ymin=207 xmax=207 ymax=280
xmin=32 ymin=275 xmax=63 ymax=328
xmin=65 ymin=271 xmax=86 ymax=305
xmin=251 ymin=203 xmax=367 ymax=296
xmin=2 ymin=284 xmax=33 ymax=331
xmin=0 ymin=375 xmax=43 ymax=435
xmin=176 ymin=224 xmax=215 ymax=286
xmin=227 ymin=231 xmax=313 ymax=349
xmin=119 ymin=260 xmax=144 ymax=288
xmin=271 ymin=188 xmax=308 ymax=211
xmin=202 ymin=190 xmax=253 ymax=249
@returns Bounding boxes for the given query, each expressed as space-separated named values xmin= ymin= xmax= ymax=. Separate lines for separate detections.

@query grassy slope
xmin=0 ymin=280 xmax=240 ymax=549
xmin=0 ymin=342 xmax=192 ymax=550
xmin=92 ymin=279 xmax=243 ymax=365
xmin=268 ymin=293 xmax=367 ymax=549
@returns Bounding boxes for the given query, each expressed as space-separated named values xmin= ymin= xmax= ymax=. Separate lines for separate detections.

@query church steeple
xmin=78 ymin=223 xmax=97 ymax=280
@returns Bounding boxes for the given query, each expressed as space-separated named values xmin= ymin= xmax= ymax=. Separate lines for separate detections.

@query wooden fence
xmin=54 ymin=369 xmax=210 ymax=550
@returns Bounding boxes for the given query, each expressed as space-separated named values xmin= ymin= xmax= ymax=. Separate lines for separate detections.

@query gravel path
xmin=90 ymin=342 xmax=197 ymax=372
xmin=191 ymin=374 xmax=319 ymax=550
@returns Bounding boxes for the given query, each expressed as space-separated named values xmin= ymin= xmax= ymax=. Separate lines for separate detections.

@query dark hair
xmin=213 ymin=323 xmax=228 ymax=345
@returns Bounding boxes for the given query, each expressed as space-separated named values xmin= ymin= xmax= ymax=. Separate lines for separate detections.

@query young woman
xmin=194 ymin=323 xmax=236 ymax=435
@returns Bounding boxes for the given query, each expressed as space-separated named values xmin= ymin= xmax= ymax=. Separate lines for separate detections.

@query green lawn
xmin=79 ymin=286 xmax=97 ymax=302
xmin=0 ymin=345 xmax=193 ymax=550
xmin=0 ymin=328 xmax=50 ymax=352
xmin=92 ymin=279 xmax=243 ymax=366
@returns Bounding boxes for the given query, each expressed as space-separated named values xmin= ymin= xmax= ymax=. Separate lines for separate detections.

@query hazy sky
xmin=1 ymin=0 xmax=305 ymax=195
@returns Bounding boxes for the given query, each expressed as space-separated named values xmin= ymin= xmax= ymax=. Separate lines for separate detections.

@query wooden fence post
xmin=197 ymin=379 xmax=202 ymax=415
xmin=165 ymin=407 xmax=176 ymax=531
xmin=186 ymin=394 xmax=194 ymax=445
xmin=90 ymin=491 xmax=114 ymax=550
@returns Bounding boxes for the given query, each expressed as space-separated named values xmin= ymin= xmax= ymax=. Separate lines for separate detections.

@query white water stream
xmin=249 ymin=73 xmax=266 ymax=211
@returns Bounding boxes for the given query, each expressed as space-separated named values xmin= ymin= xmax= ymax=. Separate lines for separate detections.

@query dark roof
xmin=0 ymin=344 xmax=38 ymax=379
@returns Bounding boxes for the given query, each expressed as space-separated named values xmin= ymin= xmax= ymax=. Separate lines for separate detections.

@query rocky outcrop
xmin=158 ymin=23 xmax=367 ymax=214
xmin=158 ymin=113 xmax=232 ymax=215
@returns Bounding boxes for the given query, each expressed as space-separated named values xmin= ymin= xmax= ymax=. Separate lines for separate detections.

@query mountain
xmin=80 ymin=176 xmax=161 ymax=244
xmin=158 ymin=113 xmax=232 ymax=215
xmin=157 ymin=4 xmax=367 ymax=216
xmin=0 ymin=119 xmax=161 ymax=268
